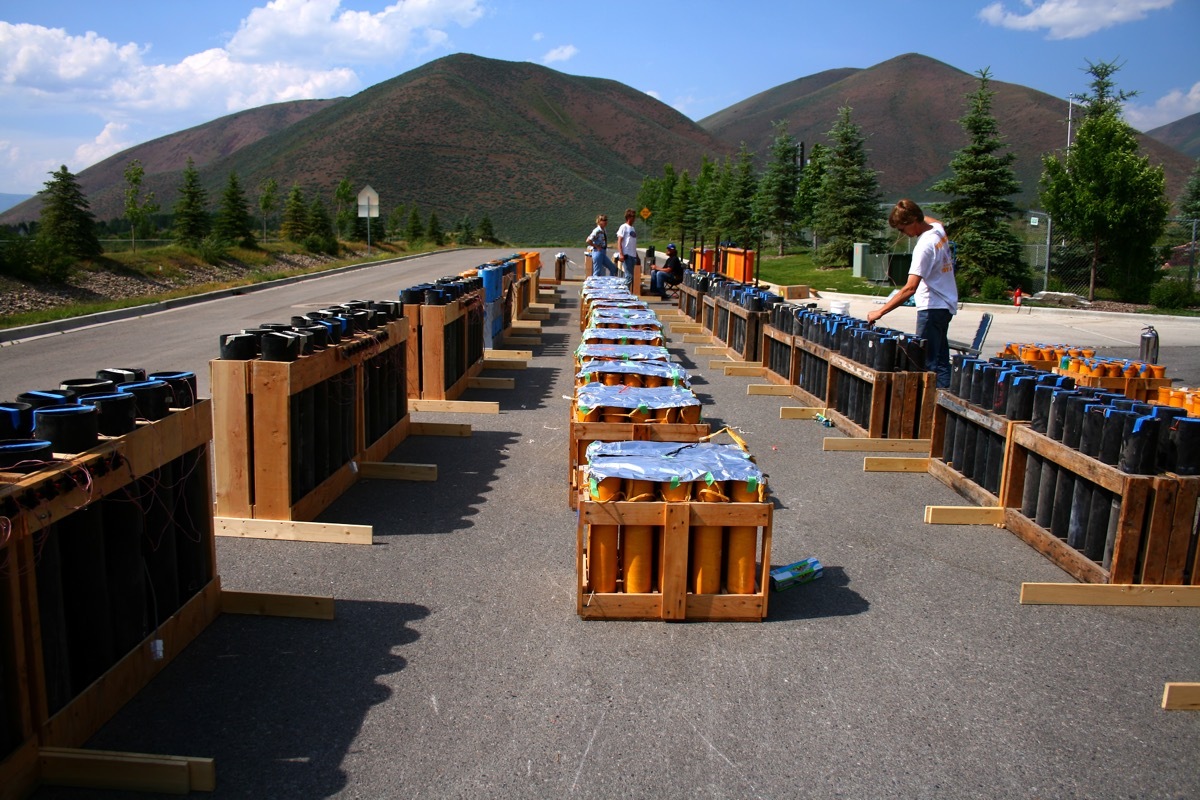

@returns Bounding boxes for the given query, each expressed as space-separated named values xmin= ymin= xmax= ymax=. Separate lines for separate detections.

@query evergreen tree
xmin=693 ymin=155 xmax=719 ymax=249
xmin=173 ymin=157 xmax=210 ymax=247
xmin=257 ymin=178 xmax=279 ymax=242
xmin=427 ymin=211 xmax=444 ymax=246
xmin=38 ymin=164 xmax=101 ymax=261
xmin=708 ymin=157 xmax=734 ymax=244
xmin=756 ymin=121 xmax=802 ymax=255
xmin=280 ymin=184 xmax=309 ymax=242
xmin=794 ymin=142 xmax=827 ymax=245
xmin=667 ymin=172 xmax=694 ymax=244
xmin=719 ymin=145 xmax=760 ymax=247
xmin=656 ymin=164 xmax=678 ymax=234
xmin=1077 ymin=58 xmax=1138 ymax=121
xmin=636 ymin=175 xmax=662 ymax=239
xmin=813 ymin=107 xmax=883 ymax=267
xmin=306 ymin=197 xmax=336 ymax=254
xmin=386 ymin=204 xmax=408 ymax=239
xmin=930 ymin=68 xmax=1028 ymax=293
xmin=123 ymin=159 xmax=159 ymax=252
xmin=333 ymin=178 xmax=355 ymax=238
xmin=405 ymin=206 xmax=425 ymax=243
xmin=212 ymin=171 xmax=255 ymax=247
xmin=477 ymin=213 xmax=498 ymax=244
xmin=455 ymin=214 xmax=473 ymax=244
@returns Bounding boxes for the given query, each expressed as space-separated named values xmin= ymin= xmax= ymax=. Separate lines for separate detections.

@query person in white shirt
xmin=866 ymin=199 xmax=958 ymax=388
xmin=616 ymin=208 xmax=638 ymax=290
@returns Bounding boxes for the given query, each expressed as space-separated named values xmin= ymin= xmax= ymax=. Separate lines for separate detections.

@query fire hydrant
xmin=1013 ymin=286 xmax=1022 ymax=307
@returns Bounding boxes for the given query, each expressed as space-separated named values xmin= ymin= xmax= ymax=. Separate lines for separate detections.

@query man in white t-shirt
xmin=866 ymin=199 xmax=958 ymax=388
xmin=616 ymin=208 xmax=638 ymax=290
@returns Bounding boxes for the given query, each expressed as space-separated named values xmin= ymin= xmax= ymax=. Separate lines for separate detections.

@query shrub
xmin=980 ymin=275 xmax=1009 ymax=301
xmin=1149 ymin=279 xmax=1195 ymax=310
xmin=196 ymin=235 xmax=231 ymax=265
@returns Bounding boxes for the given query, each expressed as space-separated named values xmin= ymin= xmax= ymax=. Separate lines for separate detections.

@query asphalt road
xmin=10 ymin=248 xmax=1199 ymax=799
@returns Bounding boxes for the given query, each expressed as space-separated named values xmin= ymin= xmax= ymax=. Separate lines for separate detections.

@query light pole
xmin=1066 ymin=93 xmax=1079 ymax=151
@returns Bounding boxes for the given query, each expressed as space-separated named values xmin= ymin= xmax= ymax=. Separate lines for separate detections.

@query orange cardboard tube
xmin=690 ymin=525 xmax=723 ymax=594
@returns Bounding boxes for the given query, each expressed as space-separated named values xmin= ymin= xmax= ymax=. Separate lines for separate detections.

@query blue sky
xmin=1 ymin=0 xmax=1197 ymax=195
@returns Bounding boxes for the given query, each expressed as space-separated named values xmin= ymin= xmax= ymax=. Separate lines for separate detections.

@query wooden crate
xmin=1053 ymin=368 xmax=1172 ymax=403
xmin=576 ymin=499 xmax=772 ymax=621
xmin=0 ymin=403 xmax=221 ymax=792
xmin=568 ymin=421 xmax=710 ymax=509
xmin=211 ymin=318 xmax=411 ymax=522
xmin=998 ymin=425 xmax=1200 ymax=585
xmin=824 ymin=353 xmax=933 ymax=441
xmin=761 ymin=325 xmax=794 ymax=385
xmin=928 ymin=390 xmax=1018 ymax=508
xmin=678 ymin=285 xmax=705 ymax=322
xmin=697 ymin=298 xmax=766 ymax=363
xmin=419 ymin=296 xmax=485 ymax=402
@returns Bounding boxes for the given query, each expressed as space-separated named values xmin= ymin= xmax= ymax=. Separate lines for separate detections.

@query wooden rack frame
xmin=576 ymin=500 xmax=772 ymax=621
xmin=927 ymin=390 xmax=1015 ymax=508
xmin=568 ymin=421 xmax=711 ymax=510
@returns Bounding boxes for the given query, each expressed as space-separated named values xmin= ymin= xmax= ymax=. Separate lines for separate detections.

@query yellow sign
xmin=640 ymin=207 xmax=652 ymax=220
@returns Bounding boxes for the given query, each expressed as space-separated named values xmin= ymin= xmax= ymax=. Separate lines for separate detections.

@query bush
xmin=1149 ymin=279 xmax=1195 ymax=310
xmin=196 ymin=235 xmax=231 ymax=265
xmin=980 ymin=275 xmax=1009 ymax=301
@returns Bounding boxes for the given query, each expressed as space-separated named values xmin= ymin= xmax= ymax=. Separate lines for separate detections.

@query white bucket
xmin=830 ymin=300 xmax=850 ymax=316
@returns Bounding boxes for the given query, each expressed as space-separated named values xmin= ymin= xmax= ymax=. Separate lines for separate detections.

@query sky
xmin=1 ymin=0 xmax=1198 ymax=195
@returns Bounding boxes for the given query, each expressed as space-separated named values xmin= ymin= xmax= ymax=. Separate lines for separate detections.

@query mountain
xmin=700 ymin=53 xmax=1196 ymax=210
xmin=3 ymin=52 xmax=1195 ymax=240
xmin=0 ymin=193 xmax=32 ymax=214
xmin=1147 ymin=111 xmax=1200 ymax=160
xmin=0 ymin=54 xmax=731 ymax=242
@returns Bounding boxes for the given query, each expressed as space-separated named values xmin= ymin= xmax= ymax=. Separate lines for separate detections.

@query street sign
xmin=640 ymin=207 xmax=651 ymax=220
xmin=358 ymin=185 xmax=379 ymax=218
xmin=1030 ymin=216 xmax=1039 ymax=226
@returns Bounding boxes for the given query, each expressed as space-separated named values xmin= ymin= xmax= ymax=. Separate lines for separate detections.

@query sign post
xmin=357 ymin=185 xmax=380 ymax=255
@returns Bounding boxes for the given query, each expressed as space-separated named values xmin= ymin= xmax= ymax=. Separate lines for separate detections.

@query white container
xmin=830 ymin=300 xmax=850 ymax=316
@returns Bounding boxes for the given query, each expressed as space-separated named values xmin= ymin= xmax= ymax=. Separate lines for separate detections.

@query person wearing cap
xmin=649 ymin=243 xmax=684 ymax=300
xmin=866 ymin=199 xmax=958 ymax=388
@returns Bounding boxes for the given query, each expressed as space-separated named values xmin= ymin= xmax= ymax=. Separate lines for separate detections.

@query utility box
xmin=852 ymin=243 xmax=870 ymax=277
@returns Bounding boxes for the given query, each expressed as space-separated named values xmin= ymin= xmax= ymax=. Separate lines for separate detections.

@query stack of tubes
xmin=944 ymin=353 xmax=1200 ymax=569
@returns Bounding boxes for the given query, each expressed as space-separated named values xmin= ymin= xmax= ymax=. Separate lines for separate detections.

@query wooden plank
xmin=660 ymin=504 xmax=690 ymax=620
xmin=748 ymin=384 xmax=795 ymax=396
xmin=209 ymin=359 xmax=252 ymax=518
xmin=410 ymin=421 xmax=472 ymax=437
xmin=824 ymin=438 xmax=931 ymax=452
xmin=220 ymin=589 xmax=335 ymax=620
xmin=695 ymin=346 xmax=726 ymax=355
xmin=357 ymin=462 xmax=438 ymax=481
xmin=482 ymin=358 xmax=528 ymax=370
xmin=924 ymin=506 xmax=1006 ymax=525
xmin=863 ymin=457 xmax=929 ymax=472
xmin=467 ymin=376 xmax=515 ymax=390
xmin=214 ymin=517 xmax=373 ymax=545
xmin=409 ymin=399 xmax=500 ymax=414
xmin=927 ymin=457 xmax=1000 ymax=509
xmin=1163 ymin=476 xmax=1200 ymax=584
xmin=1004 ymin=510 xmax=1109 ymax=584
xmin=39 ymin=747 xmax=214 ymax=794
xmin=0 ymin=739 xmax=40 ymax=800
xmin=1019 ymin=583 xmax=1200 ymax=606
xmin=484 ymin=348 xmax=532 ymax=360
xmin=509 ymin=320 xmax=542 ymax=333
xmin=578 ymin=593 xmax=663 ymax=621
xmin=670 ymin=324 xmax=704 ymax=333
xmin=780 ymin=406 xmax=825 ymax=420
xmin=723 ymin=365 xmax=766 ymax=377
xmin=1162 ymin=683 xmax=1200 ymax=710
xmin=682 ymin=334 xmax=711 ymax=343
xmin=1140 ymin=477 xmax=1179 ymax=585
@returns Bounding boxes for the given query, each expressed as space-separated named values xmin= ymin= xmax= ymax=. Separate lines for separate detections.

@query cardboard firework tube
xmin=726 ymin=478 xmax=762 ymax=594
xmin=623 ymin=478 xmax=657 ymax=594
xmin=589 ymin=476 xmax=623 ymax=593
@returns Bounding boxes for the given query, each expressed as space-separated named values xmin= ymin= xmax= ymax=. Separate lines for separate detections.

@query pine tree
xmin=455 ymin=214 xmax=473 ymax=244
xmin=280 ymin=184 xmax=309 ymax=242
xmin=38 ymin=164 xmax=101 ymax=261
xmin=386 ymin=204 xmax=409 ymax=239
xmin=667 ymin=172 xmax=694 ymax=244
xmin=405 ymin=206 xmax=425 ymax=243
xmin=1040 ymin=62 xmax=1168 ymax=302
xmin=212 ymin=171 xmax=255 ymax=247
xmin=1178 ymin=159 xmax=1200 ymax=220
xmin=123 ymin=159 xmax=159 ymax=252
xmin=427 ymin=211 xmax=444 ymax=246
xmin=813 ymin=107 xmax=883 ymax=267
xmin=307 ymin=197 xmax=336 ymax=254
xmin=930 ymin=68 xmax=1028 ymax=293
xmin=477 ymin=213 xmax=497 ymax=244
xmin=693 ymin=155 xmax=719 ymax=249
xmin=333 ymin=178 xmax=355 ymax=238
xmin=173 ymin=157 xmax=210 ymax=247
xmin=719 ymin=145 xmax=759 ymax=247
xmin=756 ymin=121 xmax=802 ymax=255
xmin=794 ymin=142 xmax=827 ymax=245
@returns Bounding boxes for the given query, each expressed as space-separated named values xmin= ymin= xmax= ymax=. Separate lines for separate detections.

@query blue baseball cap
xmin=667 ymin=243 xmax=676 ymax=250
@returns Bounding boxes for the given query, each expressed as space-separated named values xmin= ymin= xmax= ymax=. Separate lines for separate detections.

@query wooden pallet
xmin=678 ymin=285 xmax=705 ymax=322
xmin=927 ymin=390 xmax=1017 ymax=508
xmin=1053 ymin=368 xmax=1173 ymax=403
xmin=998 ymin=425 xmax=1200 ymax=585
xmin=576 ymin=500 xmax=772 ymax=621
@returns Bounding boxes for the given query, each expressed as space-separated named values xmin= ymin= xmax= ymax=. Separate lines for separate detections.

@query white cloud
xmin=73 ymin=122 xmax=134 ymax=167
xmin=1124 ymin=81 xmax=1200 ymax=131
xmin=227 ymin=0 xmax=485 ymax=65
xmin=532 ymin=32 xmax=544 ymax=41
xmin=644 ymin=89 xmax=661 ymax=101
xmin=978 ymin=0 xmax=1174 ymax=39
xmin=541 ymin=45 xmax=578 ymax=65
